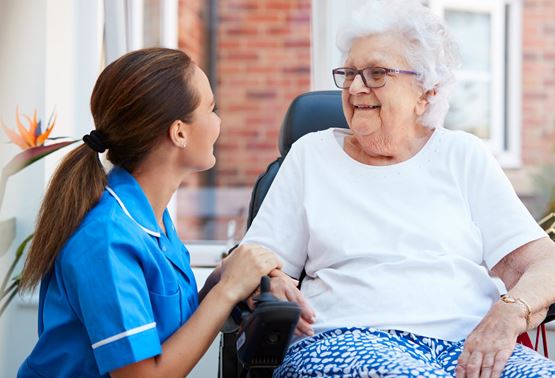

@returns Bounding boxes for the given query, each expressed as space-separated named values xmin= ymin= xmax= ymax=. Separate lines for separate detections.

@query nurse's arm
xmin=111 ymin=243 xmax=281 ymax=378
xmin=110 ymin=280 xmax=241 ymax=377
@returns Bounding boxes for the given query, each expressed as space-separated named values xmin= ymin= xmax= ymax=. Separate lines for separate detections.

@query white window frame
xmin=105 ymin=0 xmax=178 ymax=61
xmin=429 ymin=0 xmax=522 ymax=167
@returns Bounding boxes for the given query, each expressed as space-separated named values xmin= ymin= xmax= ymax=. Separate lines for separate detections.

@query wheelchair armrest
xmin=543 ymin=303 xmax=555 ymax=324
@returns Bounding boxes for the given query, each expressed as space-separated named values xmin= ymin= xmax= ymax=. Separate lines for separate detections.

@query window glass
xmin=144 ymin=0 xmax=161 ymax=47
xmin=445 ymin=10 xmax=490 ymax=71
xmin=445 ymin=81 xmax=491 ymax=138
xmin=443 ymin=9 xmax=492 ymax=139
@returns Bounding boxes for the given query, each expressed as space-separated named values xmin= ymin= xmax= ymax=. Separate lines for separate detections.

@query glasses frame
xmin=332 ymin=66 xmax=419 ymax=89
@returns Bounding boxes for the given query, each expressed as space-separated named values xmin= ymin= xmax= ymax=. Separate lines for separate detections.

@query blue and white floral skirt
xmin=273 ymin=327 xmax=555 ymax=377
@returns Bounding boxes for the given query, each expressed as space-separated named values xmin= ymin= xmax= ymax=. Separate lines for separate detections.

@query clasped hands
xmin=246 ymin=269 xmax=316 ymax=337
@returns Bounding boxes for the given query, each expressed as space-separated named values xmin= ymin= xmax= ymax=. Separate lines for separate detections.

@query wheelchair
xmin=219 ymin=90 xmax=555 ymax=378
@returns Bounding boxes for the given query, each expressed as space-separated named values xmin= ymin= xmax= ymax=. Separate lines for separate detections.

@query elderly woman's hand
xmin=455 ymin=301 xmax=526 ymax=378
xmin=247 ymin=269 xmax=316 ymax=337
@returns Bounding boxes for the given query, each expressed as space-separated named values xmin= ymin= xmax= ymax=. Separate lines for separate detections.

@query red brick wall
xmin=520 ymin=0 xmax=555 ymax=215
xmin=215 ymin=0 xmax=311 ymax=186
xmin=522 ymin=0 xmax=555 ymax=168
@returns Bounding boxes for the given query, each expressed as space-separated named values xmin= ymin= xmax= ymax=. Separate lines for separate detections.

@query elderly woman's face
xmin=342 ymin=33 xmax=428 ymax=147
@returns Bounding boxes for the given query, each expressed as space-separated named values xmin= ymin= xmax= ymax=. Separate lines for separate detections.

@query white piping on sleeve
xmin=91 ymin=322 xmax=157 ymax=349
xmin=106 ymin=186 xmax=161 ymax=237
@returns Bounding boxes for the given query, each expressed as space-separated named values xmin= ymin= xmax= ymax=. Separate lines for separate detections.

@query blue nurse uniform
xmin=18 ymin=167 xmax=199 ymax=377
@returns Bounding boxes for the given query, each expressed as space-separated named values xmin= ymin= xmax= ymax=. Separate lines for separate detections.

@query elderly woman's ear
xmin=415 ymin=88 xmax=438 ymax=116
xmin=168 ymin=120 xmax=188 ymax=148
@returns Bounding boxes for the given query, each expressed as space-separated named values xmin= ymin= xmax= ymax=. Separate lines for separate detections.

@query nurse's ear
xmin=168 ymin=120 xmax=188 ymax=148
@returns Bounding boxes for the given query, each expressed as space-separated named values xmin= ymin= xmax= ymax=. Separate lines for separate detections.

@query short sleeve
xmin=464 ymin=136 xmax=547 ymax=269
xmin=242 ymin=142 xmax=309 ymax=278
xmin=61 ymin=224 xmax=161 ymax=375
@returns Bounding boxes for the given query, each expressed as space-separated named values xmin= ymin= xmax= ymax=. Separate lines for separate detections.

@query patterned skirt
xmin=273 ymin=327 xmax=555 ymax=377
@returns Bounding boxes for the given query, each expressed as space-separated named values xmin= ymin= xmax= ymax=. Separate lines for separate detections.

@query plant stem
xmin=0 ymin=286 xmax=18 ymax=317
xmin=0 ymin=280 xmax=18 ymax=301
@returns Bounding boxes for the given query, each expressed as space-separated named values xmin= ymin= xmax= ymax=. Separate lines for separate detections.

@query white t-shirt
xmin=243 ymin=127 xmax=547 ymax=342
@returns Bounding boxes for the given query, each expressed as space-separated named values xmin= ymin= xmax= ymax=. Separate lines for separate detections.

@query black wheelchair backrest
xmin=247 ymin=90 xmax=349 ymax=227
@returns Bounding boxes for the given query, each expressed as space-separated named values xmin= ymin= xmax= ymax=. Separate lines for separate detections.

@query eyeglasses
xmin=332 ymin=66 xmax=419 ymax=89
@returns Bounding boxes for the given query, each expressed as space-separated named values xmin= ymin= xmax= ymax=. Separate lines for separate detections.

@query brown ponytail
xmin=20 ymin=48 xmax=199 ymax=290
xmin=19 ymin=145 xmax=106 ymax=290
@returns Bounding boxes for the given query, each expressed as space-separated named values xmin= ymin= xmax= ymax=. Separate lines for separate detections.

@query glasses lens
xmin=363 ymin=67 xmax=386 ymax=88
xmin=333 ymin=68 xmax=356 ymax=89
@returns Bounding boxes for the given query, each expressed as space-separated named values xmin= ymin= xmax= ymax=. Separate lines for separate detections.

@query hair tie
xmin=83 ymin=130 xmax=107 ymax=153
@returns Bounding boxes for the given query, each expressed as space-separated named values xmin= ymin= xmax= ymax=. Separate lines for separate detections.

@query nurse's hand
xmin=219 ymin=243 xmax=282 ymax=304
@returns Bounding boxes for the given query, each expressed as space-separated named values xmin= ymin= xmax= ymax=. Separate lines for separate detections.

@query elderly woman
xmin=241 ymin=1 xmax=555 ymax=377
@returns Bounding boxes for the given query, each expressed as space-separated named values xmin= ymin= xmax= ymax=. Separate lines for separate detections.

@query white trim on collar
xmin=106 ymin=186 xmax=161 ymax=238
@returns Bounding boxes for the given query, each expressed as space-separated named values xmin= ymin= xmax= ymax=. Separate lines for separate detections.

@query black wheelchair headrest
xmin=278 ymin=90 xmax=349 ymax=156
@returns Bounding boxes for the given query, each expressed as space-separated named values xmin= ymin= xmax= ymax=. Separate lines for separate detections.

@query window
xmin=429 ymin=0 xmax=522 ymax=167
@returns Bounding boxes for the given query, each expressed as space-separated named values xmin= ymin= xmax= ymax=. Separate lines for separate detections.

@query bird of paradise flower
xmin=2 ymin=107 xmax=58 ymax=149
xmin=0 ymin=108 xmax=77 ymax=208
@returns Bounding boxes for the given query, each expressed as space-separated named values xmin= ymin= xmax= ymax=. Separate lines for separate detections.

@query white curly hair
xmin=336 ymin=0 xmax=460 ymax=128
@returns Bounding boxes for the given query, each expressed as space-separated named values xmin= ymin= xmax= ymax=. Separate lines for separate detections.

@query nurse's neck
xmin=134 ymin=171 xmax=175 ymax=235
xmin=131 ymin=148 xmax=186 ymax=235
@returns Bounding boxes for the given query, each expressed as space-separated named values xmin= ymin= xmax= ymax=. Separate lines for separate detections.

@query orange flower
xmin=1 ymin=107 xmax=57 ymax=150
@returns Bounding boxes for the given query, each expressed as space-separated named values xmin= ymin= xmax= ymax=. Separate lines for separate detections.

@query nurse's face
xmin=182 ymin=66 xmax=221 ymax=171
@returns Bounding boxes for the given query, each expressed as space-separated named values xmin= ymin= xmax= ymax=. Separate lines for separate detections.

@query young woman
xmin=17 ymin=48 xmax=281 ymax=377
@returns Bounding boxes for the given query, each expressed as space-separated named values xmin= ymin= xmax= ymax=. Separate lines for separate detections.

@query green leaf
xmin=0 ymin=233 xmax=32 ymax=297
xmin=2 ymin=140 xmax=78 ymax=177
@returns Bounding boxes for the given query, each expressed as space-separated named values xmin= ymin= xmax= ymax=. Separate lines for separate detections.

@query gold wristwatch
xmin=500 ymin=294 xmax=531 ymax=329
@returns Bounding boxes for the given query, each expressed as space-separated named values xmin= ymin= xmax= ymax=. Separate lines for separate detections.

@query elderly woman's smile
xmin=353 ymin=104 xmax=381 ymax=110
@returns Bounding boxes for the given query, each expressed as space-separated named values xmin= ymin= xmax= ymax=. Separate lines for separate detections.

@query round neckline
xmin=329 ymin=127 xmax=440 ymax=170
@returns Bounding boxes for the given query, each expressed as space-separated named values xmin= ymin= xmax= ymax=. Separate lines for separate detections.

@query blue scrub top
xmin=19 ymin=167 xmax=199 ymax=377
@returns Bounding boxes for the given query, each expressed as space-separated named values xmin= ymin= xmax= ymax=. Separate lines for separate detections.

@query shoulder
xmin=59 ymin=193 xmax=147 ymax=271
xmin=289 ymin=128 xmax=336 ymax=156
xmin=436 ymin=127 xmax=484 ymax=149
xmin=435 ymin=127 xmax=491 ymax=162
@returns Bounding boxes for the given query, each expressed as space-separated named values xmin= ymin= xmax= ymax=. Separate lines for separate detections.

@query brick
xmin=246 ymin=90 xmax=277 ymax=99
xmin=226 ymin=27 xmax=259 ymax=36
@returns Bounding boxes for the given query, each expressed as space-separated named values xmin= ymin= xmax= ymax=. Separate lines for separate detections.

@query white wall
xmin=0 ymin=1 xmax=48 ymax=375
xmin=0 ymin=1 xmax=102 ymax=376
